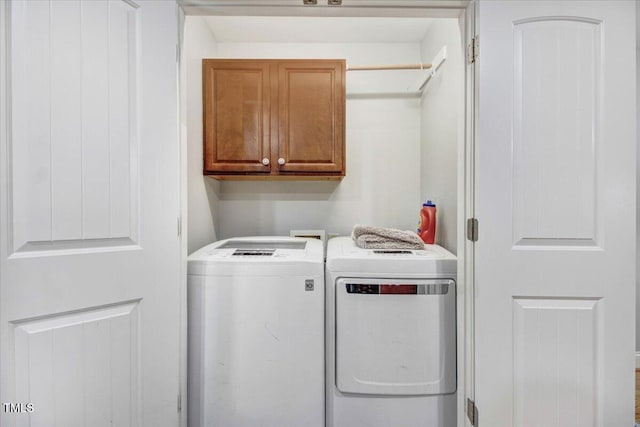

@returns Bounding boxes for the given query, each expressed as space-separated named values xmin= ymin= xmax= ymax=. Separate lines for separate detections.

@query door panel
xmin=476 ymin=1 xmax=635 ymax=426
xmin=11 ymin=0 xmax=138 ymax=252
xmin=1 ymin=1 xmax=180 ymax=426
xmin=14 ymin=302 xmax=139 ymax=427
xmin=512 ymin=17 xmax=601 ymax=246
xmin=512 ymin=298 xmax=600 ymax=426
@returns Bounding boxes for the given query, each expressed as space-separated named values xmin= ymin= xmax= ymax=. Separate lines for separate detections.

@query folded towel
xmin=352 ymin=224 xmax=425 ymax=250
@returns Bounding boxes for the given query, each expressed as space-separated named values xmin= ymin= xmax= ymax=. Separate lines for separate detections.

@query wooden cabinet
xmin=203 ymin=59 xmax=345 ymax=179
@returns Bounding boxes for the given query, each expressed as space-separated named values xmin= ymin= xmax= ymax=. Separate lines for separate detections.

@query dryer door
xmin=335 ymin=278 xmax=456 ymax=396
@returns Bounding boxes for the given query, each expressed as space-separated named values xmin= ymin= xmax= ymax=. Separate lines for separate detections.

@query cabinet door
xmin=203 ymin=60 xmax=271 ymax=174
xmin=277 ymin=60 xmax=345 ymax=174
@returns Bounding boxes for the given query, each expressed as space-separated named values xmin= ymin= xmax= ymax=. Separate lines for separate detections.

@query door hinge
xmin=177 ymin=217 xmax=182 ymax=237
xmin=467 ymin=36 xmax=479 ymax=64
xmin=467 ymin=398 xmax=478 ymax=426
xmin=466 ymin=218 xmax=478 ymax=242
xmin=177 ymin=392 xmax=182 ymax=412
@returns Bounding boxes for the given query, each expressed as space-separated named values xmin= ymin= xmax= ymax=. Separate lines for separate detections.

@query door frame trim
xmin=461 ymin=2 xmax=478 ymax=425
xmin=180 ymin=0 xmax=468 ymax=18
xmin=0 ymin=0 xmax=12 ymax=410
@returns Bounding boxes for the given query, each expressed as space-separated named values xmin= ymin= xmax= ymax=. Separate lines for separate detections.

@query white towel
xmin=351 ymin=224 xmax=425 ymax=250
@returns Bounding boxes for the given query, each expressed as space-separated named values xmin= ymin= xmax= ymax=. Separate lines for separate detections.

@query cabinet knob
xmin=278 ymin=158 xmax=286 ymax=165
xmin=262 ymin=158 xmax=270 ymax=166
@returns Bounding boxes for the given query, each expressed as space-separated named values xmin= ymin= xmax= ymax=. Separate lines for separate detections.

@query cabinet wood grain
xmin=278 ymin=60 xmax=344 ymax=173
xmin=203 ymin=60 xmax=271 ymax=174
xmin=202 ymin=59 xmax=345 ymax=179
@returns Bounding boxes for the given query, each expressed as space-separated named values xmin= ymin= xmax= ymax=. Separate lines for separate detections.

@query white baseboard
xmin=636 ymin=352 xmax=640 ymax=369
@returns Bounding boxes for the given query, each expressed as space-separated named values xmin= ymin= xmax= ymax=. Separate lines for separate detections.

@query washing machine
xmin=325 ymin=236 xmax=457 ymax=427
xmin=188 ymin=236 xmax=324 ymax=427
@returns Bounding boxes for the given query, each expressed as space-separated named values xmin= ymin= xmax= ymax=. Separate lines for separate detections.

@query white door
xmin=0 ymin=1 xmax=181 ymax=426
xmin=476 ymin=1 xmax=635 ymax=426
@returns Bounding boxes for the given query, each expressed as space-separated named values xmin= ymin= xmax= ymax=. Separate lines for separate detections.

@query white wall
xmin=210 ymin=41 xmax=424 ymax=239
xmin=419 ymin=19 xmax=462 ymax=254
xmin=185 ymin=17 xmax=220 ymax=254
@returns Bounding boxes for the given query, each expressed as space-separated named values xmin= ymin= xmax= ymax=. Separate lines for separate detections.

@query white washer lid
xmin=188 ymin=236 xmax=324 ymax=276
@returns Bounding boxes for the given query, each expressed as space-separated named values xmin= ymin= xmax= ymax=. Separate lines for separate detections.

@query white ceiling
xmin=203 ymin=16 xmax=435 ymax=43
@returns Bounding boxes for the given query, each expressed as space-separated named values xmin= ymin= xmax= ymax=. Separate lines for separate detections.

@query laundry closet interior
xmin=184 ymin=12 xmax=464 ymax=254
xmin=181 ymin=5 xmax=469 ymax=427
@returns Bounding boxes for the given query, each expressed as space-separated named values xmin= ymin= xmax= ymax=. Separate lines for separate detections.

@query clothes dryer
xmin=326 ymin=236 xmax=457 ymax=427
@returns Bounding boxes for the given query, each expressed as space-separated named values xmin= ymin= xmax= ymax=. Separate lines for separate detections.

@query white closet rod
xmin=347 ymin=63 xmax=433 ymax=71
